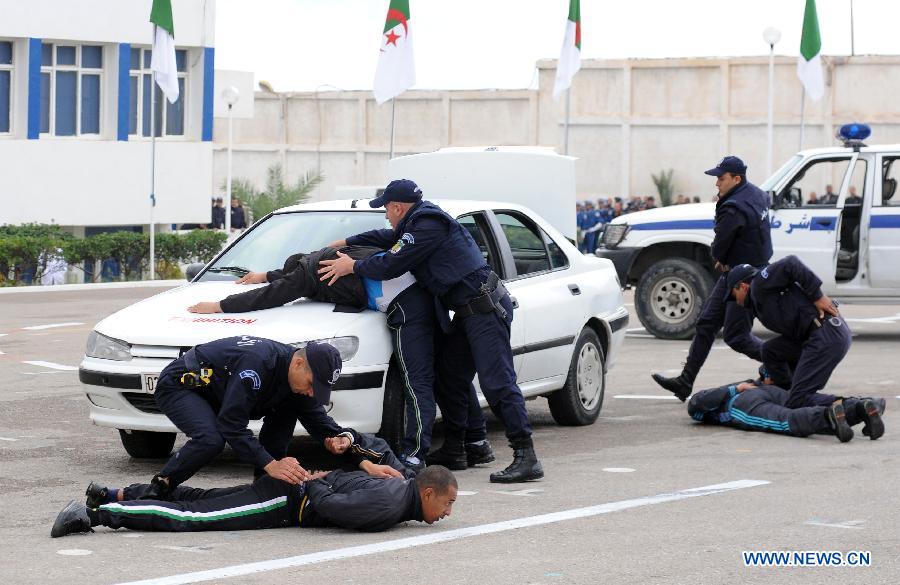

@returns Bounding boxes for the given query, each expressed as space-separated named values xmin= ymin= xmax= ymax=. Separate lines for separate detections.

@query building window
xmin=39 ymin=43 xmax=102 ymax=136
xmin=0 ymin=40 xmax=12 ymax=134
xmin=129 ymin=47 xmax=186 ymax=137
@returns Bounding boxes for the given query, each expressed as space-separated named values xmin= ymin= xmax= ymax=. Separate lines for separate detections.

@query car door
xmin=869 ymin=154 xmax=900 ymax=289
xmin=456 ymin=212 xmax=525 ymax=376
xmin=770 ymin=154 xmax=858 ymax=289
xmin=488 ymin=209 xmax=584 ymax=388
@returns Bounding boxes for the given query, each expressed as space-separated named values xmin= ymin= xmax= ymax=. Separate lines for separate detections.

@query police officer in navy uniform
xmin=652 ymin=156 xmax=773 ymax=400
xmin=147 ymin=336 xmax=365 ymax=499
xmin=726 ymin=258 xmax=854 ymax=412
xmin=319 ymin=179 xmax=543 ymax=483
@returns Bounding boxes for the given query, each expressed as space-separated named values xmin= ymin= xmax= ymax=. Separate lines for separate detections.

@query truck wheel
xmin=376 ymin=362 xmax=405 ymax=456
xmin=635 ymin=258 xmax=712 ymax=340
xmin=548 ymin=327 xmax=605 ymax=426
xmin=118 ymin=429 xmax=176 ymax=459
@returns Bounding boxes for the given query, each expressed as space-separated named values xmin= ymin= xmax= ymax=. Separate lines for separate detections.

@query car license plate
xmin=142 ymin=374 xmax=160 ymax=394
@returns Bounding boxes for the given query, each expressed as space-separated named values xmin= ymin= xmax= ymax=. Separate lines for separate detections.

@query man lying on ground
xmin=687 ymin=377 xmax=885 ymax=443
xmin=52 ymin=435 xmax=457 ymax=537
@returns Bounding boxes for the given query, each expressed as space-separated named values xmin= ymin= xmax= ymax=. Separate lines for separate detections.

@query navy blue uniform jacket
xmin=712 ymin=180 xmax=773 ymax=269
xmin=748 ymin=255 xmax=824 ymax=341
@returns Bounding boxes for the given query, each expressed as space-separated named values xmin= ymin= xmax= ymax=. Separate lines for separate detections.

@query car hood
xmin=610 ymin=202 xmax=715 ymax=225
xmin=93 ymin=282 xmax=384 ymax=348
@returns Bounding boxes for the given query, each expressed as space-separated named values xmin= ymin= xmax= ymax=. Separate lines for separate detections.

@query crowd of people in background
xmin=179 ymin=196 xmax=248 ymax=233
xmin=576 ymin=193 xmax=707 ymax=254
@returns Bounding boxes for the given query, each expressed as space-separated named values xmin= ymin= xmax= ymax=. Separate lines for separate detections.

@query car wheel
xmin=635 ymin=258 xmax=713 ymax=340
xmin=376 ymin=362 xmax=405 ymax=456
xmin=118 ymin=429 xmax=176 ymax=459
xmin=548 ymin=327 xmax=605 ymax=426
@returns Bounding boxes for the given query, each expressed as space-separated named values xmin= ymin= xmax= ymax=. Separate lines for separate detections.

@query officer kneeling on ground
xmin=145 ymin=336 xmax=398 ymax=500
xmin=318 ymin=179 xmax=543 ymax=483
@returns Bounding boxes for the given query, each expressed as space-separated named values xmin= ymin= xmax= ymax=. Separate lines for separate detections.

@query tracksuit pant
xmin=725 ymin=387 xmax=866 ymax=436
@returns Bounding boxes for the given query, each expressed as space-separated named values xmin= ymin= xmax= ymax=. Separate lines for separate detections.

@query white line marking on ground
xmin=21 ymin=361 xmax=77 ymax=371
xmin=805 ymin=519 xmax=865 ymax=530
xmin=114 ymin=480 xmax=769 ymax=585
xmin=22 ymin=371 xmax=69 ymax=376
xmin=602 ymin=468 xmax=635 ymax=473
xmin=844 ymin=313 xmax=900 ymax=324
xmin=614 ymin=395 xmax=679 ymax=400
xmin=491 ymin=488 xmax=544 ymax=497
xmin=625 ymin=327 xmax=646 ymax=333
xmin=625 ymin=334 xmax=656 ymax=339
xmin=0 ymin=437 xmax=20 ymax=442
xmin=456 ymin=491 xmax=478 ymax=496
xmin=623 ymin=302 xmax=634 ymax=307
xmin=0 ymin=350 xmax=4 ymax=355
xmin=21 ymin=322 xmax=84 ymax=330
xmin=57 ymin=549 xmax=93 ymax=556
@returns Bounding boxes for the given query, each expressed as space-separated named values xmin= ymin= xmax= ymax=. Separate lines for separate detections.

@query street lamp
xmin=763 ymin=27 xmax=781 ymax=178
xmin=222 ymin=85 xmax=240 ymax=234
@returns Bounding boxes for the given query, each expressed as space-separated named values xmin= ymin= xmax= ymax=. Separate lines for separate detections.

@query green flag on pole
xmin=797 ymin=0 xmax=824 ymax=101
xmin=373 ymin=0 xmax=416 ymax=105
xmin=554 ymin=0 xmax=581 ymax=99
xmin=150 ymin=0 xmax=179 ymax=104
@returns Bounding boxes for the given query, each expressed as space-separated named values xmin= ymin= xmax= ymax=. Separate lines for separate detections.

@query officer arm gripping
xmin=352 ymin=217 xmax=446 ymax=281
xmin=345 ymin=228 xmax=396 ymax=249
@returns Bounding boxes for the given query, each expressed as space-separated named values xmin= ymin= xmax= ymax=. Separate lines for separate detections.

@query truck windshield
xmin=760 ymin=154 xmax=803 ymax=192
xmin=198 ymin=211 xmax=390 ymax=281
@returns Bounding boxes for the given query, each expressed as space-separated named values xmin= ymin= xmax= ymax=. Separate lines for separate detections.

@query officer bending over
xmin=319 ymin=179 xmax=543 ymax=483
xmin=689 ymin=378 xmax=885 ymax=442
xmin=653 ymin=156 xmax=771 ymax=400
xmin=147 ymin=336 xmax=375 ymax=500
xmin=727 ymin=257 xmax=849 ymax=409
xmin=51 ymin=436 xmax=456 ymax=537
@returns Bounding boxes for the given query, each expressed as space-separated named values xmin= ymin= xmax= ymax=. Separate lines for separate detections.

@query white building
xmin=0 ymin=0 xmax=216 ymax=232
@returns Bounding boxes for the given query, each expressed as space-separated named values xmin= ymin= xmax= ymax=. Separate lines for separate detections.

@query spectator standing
xmin=211 ymin=197 xmax=226 ymax=229
xmin=231 ymin=197 xmax=247 ymax=232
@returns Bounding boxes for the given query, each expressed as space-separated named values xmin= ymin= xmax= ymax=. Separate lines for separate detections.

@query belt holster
xmin=179 ymin=348 xmax=213 ymax=388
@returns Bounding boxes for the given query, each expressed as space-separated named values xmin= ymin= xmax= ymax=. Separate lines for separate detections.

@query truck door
xmin=770 ymin=154 xmax=857 ymax=289
xmin=869 ymin=155 xmax=900 ymax=289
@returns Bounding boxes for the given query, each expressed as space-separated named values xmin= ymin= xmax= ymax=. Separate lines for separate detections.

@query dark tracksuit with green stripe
xmin=688 ymin=382 xmax=868 ymax=437
xmin=95 ymin=435 xmax=424 ymax=533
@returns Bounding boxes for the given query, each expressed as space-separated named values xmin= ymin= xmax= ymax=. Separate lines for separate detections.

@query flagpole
xmin=563 ymin=88 xmax=571 ymax=156
xmin=149 ymin=67 xmax=157 ymax=281
xmin=799 ymin=87 xmax=806 ymax=150
xmin=389 ymin=98 xmax=396 ymax=160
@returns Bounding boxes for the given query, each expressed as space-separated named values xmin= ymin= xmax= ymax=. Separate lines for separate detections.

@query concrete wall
xmin=215 ymin=55 xmax=900 ymax=203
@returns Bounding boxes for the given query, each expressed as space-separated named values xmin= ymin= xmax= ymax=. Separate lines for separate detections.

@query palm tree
xmin=225 ymin=164 xmax=324 ymax=224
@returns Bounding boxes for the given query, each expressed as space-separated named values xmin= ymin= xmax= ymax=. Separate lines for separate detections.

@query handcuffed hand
xmin=360 ymin=460 xmax=403 ymax=479
xmin=264 ymin=457 xmax=312 ymax=484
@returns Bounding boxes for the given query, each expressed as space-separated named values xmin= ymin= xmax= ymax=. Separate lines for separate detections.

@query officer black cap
xmin=305 ymin=341 xmax=342 ymax=406
xmin=724 ymin=264 xmax=759 ymax=300
xmin=705 ymin=156 xmax=747 ymax=177
xmin=370 ymin=179 xmax=423 ymax=208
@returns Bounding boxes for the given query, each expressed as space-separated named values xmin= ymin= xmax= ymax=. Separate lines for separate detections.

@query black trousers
xmin=685 ymin=274 xmax=764 ymax=374
xmin=727 ymin=387 xmax=865 ymax=436
xmin=434 ymin=294 xmax=531 ymax=444
xmin=761 ymin=315 xmax=852 ymax=408
xmin=98 ymin=476 xmax=302 ymax=532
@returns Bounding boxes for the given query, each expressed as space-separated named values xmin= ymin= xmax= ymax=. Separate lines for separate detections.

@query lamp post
xmin=222 ymin=85 xmax=240 ymax=234
xmin=763 ymin=27 xmax=781 ymax=179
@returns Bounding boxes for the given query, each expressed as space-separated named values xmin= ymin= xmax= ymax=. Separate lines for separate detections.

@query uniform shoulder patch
xmin=239 ymin=369 xmax=262 ymax=391
xmin=760 ymin=268 xmax=769 ymax=279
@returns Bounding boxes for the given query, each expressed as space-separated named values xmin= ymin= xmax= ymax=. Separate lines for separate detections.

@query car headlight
xmin=85 ymin=331 xmax=132 ymax=361
xmin=602 ymin=223 xmax=630 ymax=248
xmin=291 ymin=336 xmax=360 ymax=361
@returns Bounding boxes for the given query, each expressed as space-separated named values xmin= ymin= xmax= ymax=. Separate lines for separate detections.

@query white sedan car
xmin=79 ymin=199 xmax=629 ymax=458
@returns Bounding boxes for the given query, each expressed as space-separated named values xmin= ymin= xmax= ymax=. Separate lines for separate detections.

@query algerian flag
xmin=797 ymin=0 xmax=824 ymax=102
xmin=553 ymin=0 xmax=581 ymax=99
xmin=373 ymin=0 xmax=415 ymax=105
xmin=150 ymin=0 xmax=179 ymax=104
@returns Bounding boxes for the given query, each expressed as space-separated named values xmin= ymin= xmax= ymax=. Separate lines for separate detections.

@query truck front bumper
xmin=594 ymin=247 xmax=640 ymax=288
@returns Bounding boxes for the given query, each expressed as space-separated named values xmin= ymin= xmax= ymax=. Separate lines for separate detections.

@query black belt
xmin=453 ymin=273 xmax=509 ymax=319
xmin=179 ymin=348 xmax=213 ymax=388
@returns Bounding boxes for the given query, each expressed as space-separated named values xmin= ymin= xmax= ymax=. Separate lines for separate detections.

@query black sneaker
xmin=85 ymin=481 xmax=109 ymax=509
xmin=858 ymin=399 xmax=885 ymax=441
xmin=651 ymin=372 xmax=693 ymax=402
xmin=426 ymin=445 xmax=467 ymax=471
xmin=489 ymin=447 xmax=544 ymax=483
xmin=827 ymin=401 xmax=854 ymax=443
xmin=401 ymin=458 xmax=426 ymax=475
xmin=51 ymin=500 xmax=93 ymax=538
xmin=466 ymin=441 xmax=496 ymax=467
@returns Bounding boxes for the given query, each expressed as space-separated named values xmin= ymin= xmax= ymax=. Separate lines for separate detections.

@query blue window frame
xmin=39 ymin=42 xmax=103 ymax=136
xmin=0 ymin=40 xmax=11 ymax=133
xmin=131 ymin=47 xmax=186 ymax=137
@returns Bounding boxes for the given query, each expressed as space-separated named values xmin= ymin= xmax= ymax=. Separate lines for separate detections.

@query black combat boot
xmin=84 ymin=481 xmax=110 ymax=508
xmin=651 ymin=366 xmax=697 ymax=402
xmin=826 ymin=400 xmax=854 ymax=443
xmin=466 ymin=440 xmax=496 ymax=467
xmin=857 ymin=398 xmax=885 ymax=440
xmin=51 ymin=501 xmax=95 ymax=538
xmin=139 ymin=475 xmax=172 ymax=500
xmin=489 ymin=439 xmax=543 ymax=483
xmin=426 ymin=436 xmax=467 ymax=471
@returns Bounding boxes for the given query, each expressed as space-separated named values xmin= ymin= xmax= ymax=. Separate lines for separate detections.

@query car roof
xmin=274 ymin=198 xmax=536 ymax=218
xmin=799 ymin=143 xmax=900 ymax=157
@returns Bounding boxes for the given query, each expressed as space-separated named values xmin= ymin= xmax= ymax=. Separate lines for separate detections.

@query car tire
xmin=635 ymin=258 xmax=713 ymax=340
xmin=376 ymin=362 xmax=405 ymax=456
xmin=118 ymin=429 xmax=176 ymax=459
xmin=548 ymin=327 xmax=605 ymax=426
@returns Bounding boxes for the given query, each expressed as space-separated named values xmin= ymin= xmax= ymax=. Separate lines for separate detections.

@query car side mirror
xmin=185 ymin=262 xmax=205 ymax=281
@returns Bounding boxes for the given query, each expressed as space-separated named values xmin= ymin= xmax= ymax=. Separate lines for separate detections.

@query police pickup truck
xmin=597 ymin=124 xmax=900 ymax=339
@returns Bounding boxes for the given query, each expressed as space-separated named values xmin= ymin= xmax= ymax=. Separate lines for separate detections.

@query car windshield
xmin=760 ymin=154 xmax=803 ymax=192
xmin=198 ymin=211 xmax=389 ymax=281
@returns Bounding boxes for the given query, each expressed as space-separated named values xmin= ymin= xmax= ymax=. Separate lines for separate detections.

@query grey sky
xmin=215 ymin=0 xmax=900 ymax=92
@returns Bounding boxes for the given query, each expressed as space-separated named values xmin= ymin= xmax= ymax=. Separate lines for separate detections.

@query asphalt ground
xmin=1 ymin=286 xmax=899 ymax=584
